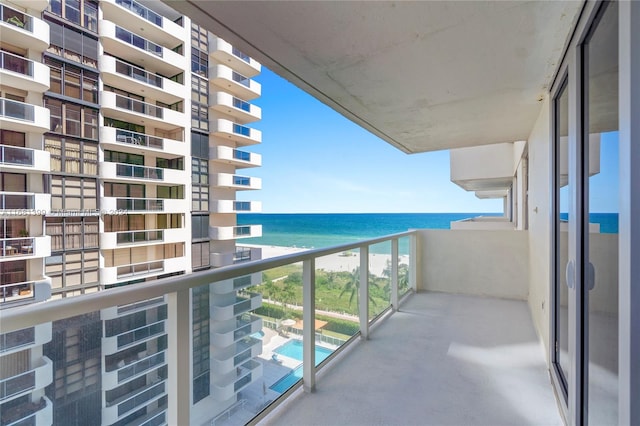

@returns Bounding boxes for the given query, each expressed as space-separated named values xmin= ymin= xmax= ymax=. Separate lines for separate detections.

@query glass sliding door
xmin=583 ymin=2 xmax=619 ymax=424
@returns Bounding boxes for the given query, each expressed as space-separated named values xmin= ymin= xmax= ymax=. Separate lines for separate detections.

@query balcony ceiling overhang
xmin=167 ymin=0 xmax=583 ymax=154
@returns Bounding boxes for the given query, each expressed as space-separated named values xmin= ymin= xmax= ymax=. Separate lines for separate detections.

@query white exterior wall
xmin=417 ymin=229 xmax=529 ymax=300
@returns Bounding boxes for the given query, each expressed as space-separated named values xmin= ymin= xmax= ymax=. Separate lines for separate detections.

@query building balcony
xmin=0 ymin=98 xmax=49 ymax=134
xmin=102 ymin=320 xmax=165 ymax=355
xmin=99 ymin=55 xmax=185 ymax=105
xmin=210 ymin=146 xmax=261 ymax=168
xmin=100 ymin=0 xmax=186 ymax=48
xmin=210 ymin=293 xmax=262 ymax=321
xmin=0 ymin=323 xmax=51 ymax=356
xmin=211 ymin=92 xmax=261 ymax=123
xmin=101 ymin=196 xmax=188 ymax=214
xmin=99 ymin=126 xmax=186 ymax=157
xmin=209 ymin=225 xmax=262 ymax=241
xmin=210 ymin=273 xmax=262 ymax=295
xmin=100 ymin=162 xmax=186 ymax=184
xmin=1 ymin=395 xmax=52 ymax=426
xmin=210 ymin=246 xmax=262 ymax=268
xmin=210 ymin=200 xmax=262 ymax=214
xmin=210 ymin=314 xmax=262 ymax=348
xmin=0 ymin=236 xmax=50 ymax=261
xmin=0 ymin=51 xmax=49 ymax=93
xmin=212 ymin=173 xmax=261 ymax=191
xmin=100 ymin=227 xmax=184 ymax=250
xmin=1 ymin=279 xmax=51 ymax=309
xmin=212 ymin=119 xmax=262 ymax=146
xmin=211 ymin=359 xmax=262 ymax=401
xmin=7 ymin=0 xmax=48 ymax=12
xmin=0 ymin=356 xmax=53 ymax=403
xmin=210 ymin=64 xmax=261 ymax=100
xmin=0 ymin=193 xmax=50 ymax=214
xmin=103 ymin=379 xmax=165 ymax=424
xmin=0 ymin=4 xmax=49 ymax=52
xmin=99 ymin=20 xmax=186 ymax=77
xmin=103 ymin=350 xmax=167 ymax=390
xmin=101 ymin=91 xmax=186 ymax=131
xmin=210 ymin=37 xmax=261 ymax=78
xmin=101 ymin=256 xmax=185 ymax=286
xmin=0 ymin=145 xmax=50 ymax=173
xmin=210 ymin=338 xmax=262 ymax=373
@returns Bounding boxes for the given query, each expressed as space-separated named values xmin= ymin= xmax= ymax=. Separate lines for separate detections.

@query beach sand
xmin=243 ymin=244 xmax=408 ymax=277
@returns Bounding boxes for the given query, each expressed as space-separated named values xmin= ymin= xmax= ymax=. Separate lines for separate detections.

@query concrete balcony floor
xmin=264 ymin=292 xmax=562 ymax=426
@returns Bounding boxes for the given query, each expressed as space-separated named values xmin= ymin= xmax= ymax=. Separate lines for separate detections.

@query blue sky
xmin=239 ymin=68 xmax=502 ymax=214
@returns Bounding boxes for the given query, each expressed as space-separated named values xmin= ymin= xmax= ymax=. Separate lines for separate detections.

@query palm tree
xmin=339 ymin=267 xmax=378 ymax=308
xmin=262 ymin=279 xmax=277 ymax=317
xmin=280 ymin=282 xmax=297 ymax=316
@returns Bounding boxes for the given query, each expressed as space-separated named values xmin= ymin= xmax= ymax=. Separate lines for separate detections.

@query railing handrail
xmin=0 ymin=51 xmax=34 ymax=76
xmin=112 ymin=57 xmax=163 ymax=88
xmin=0 ymin=230 xmax=416 ymax=333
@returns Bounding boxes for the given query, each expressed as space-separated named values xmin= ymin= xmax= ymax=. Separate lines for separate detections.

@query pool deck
xmin=260 ymin=292 xmax=563 ymax=426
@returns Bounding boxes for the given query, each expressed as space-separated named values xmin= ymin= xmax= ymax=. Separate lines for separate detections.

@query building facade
xmin=0 ymin=0 xmax=263 ymax=424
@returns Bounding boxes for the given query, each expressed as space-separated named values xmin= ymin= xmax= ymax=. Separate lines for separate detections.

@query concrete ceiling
xmin=167 ymin=1 xmax=583 ymax=154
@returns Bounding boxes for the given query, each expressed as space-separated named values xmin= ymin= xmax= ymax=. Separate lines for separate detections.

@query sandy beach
xmin=243 ymin=244 xmax=408 ymax=277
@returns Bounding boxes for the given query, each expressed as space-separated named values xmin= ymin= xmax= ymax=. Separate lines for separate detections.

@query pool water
xmin=274 ymin=340 xmax=333 ymax=363
xmin=269 ymin=341 xmax=335 ymax=393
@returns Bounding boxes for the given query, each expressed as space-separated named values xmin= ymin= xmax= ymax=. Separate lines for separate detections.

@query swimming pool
xmin=274 ymin=340 xmax=333 ymax=364
xmin=269 ymin=341 xmax=335 ymax=393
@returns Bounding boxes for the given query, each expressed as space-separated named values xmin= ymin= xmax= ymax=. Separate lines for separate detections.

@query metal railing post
xmin=410 ymin=233 xmax=418 ymax=292
xmin=167 ymin=288 xmax=191 ymax=426
xmin=391 ymin=238 xmax=399 ymax=311
xmin=359 ymin=245 xmax=369 ymax=340
xmin=302 ymin=258 xmax=316 ymax=392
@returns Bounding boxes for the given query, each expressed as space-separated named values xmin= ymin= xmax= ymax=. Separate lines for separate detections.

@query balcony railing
xmin=0 ymin=4 xmax=32 ymax=32
xmin=232 ymin=97 xmax=251 ymax=112
xmin=115 ymin=0 xmax=162 ymax=26
xmin=114 ymin=58 xmax=162 ymax=88
xmin=232 ymin=47 xmax=251 ymax=63
xmin=233 ymin=123 xmax=251 ymax=137
xmin=115 ymin=129 xmax=163 ymax=149
xmin=116 ymin=260 xmax=164 ymax=279
xmin=0 ymin=370 xmax=35 ymax=401
xmin=114 ymin=94 xmax=163 ymax=118
xmin=233 ymin=176 xmax=251 ymax=186
xmin=115 ymin=26 xmax=162 ymax=57
xmin=233 ymin=226 xmax=252 ymax=237
xmin=0 ymin=51 xmax=33 ymax=76
xmin=233 ymin=149 xmax=251 ymax=162
xmin=234 ymin=246 xmax=252 ymax=263
xmin=0 ymin=98 xmax=34 ymax=121
xmin=116 ymin=229 xmax=164 ymax=245
xmin=234 ymin=201 xmax=251 ymax=211
xmin=1 ymin=238 xmax=35 ymax=258
xmin=232 ymin=71 xmax=250 ymax=87
xmin=117 ymin=351 xmax=165 ymax=383
xmin=1 ymin=281 xmax=34 ymax=303
xmin=115 ymin=198 xmax=163 ymax=211
xmin=0 ymin=231 xmax=416 ymax=425
xmin=115 ymin=163 xmax=163 ymax=180
xmin=0 ymin=395 xmax=49 ymax=426
xmin=0 ymin=145 xmax=33 ymax=166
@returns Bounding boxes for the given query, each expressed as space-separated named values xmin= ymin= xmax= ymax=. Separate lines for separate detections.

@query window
xmin=156 ymin=157 xmax=183 ymax=170
xmin=46 ymin=217 xmax=98 ymax=251
xmin=45 ymin=18 xmax=98 ymax=67
xmin=45 ymin=58 xmax=98 ymax=103
xmin=191 ymin=23 xmax=208 ymax=51
xmin=192 ymin=283 xmax=210 ymax=402
xmin=192 ymin=185 xmax=209 ymax=212
xmin=191 ymin=103 xmax=208 ymax=131
xmin=103 ymin=118 xmax=144 ymax=134
xmin=104 ymin=150 xmax=144 ymax=166
xmin=191 ymin=48 xmax=208 ymax=76
xmin=103 ymin=243 xmax=184 ymax=267
xmin=49 ymin=176 xmax=97 ymax=211
xmin=45 ymin=251 xmax=99 ymax=291
xmin=0 ymin=172 xmax=26 ymax=192
xmin=191 ymin=75 xmax=209 ymax=130
xmin=0 ymin=130 xmax=25 ymax=147
xmin=45 ymin=99 xmax=98 ymax=140
xmin=191 ymin=242 xmax=210 ymax=271
xmin=103 ymin=214 xmax=145 ymax=233
xmin=45 ymin=137 xmax=98 ymax=175
xmin=47 ymin=0 xmax=97 ymax=30
xmin=191 ymin=158 xmax=208 ymax=184
xmin=157 ymin=185 xmax=184 ymax=200
xmin=191 ymin=215 xmax=208 ymax=240
xmin=103 ymin=183 xmax=145 ymax=198
xmin=0 ymin=260 xmax=26 ymax=285
xmin=191 ymin=132 xmax=209 ymax=158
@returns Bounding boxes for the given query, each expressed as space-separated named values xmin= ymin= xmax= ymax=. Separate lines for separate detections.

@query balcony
xmin=103 ymin=380 xmax=166 ymax=424
xmin=99 ymin=20 xmax=186 ymax=77
xmin=211 ymin=146 xmax=261 ymax=168
xmin=212 ymin=119 xmax=262 ymax=146
xmin=0 ymin=98 xmax=50 ymax=134
xmin=213 ymin=173 xmax=262 ymax=191
xmin=100 ymin=0 xmax=186 ymax=48
xmin=99 ymin=126 xmax=186 ymax=157
xmin=100 ymin=227 xmax=184 ymax=249
xmin=0 ymin=395 xmax=52 ymax=426
xmin=101 ymin=91 xmax=186 ymax=131
xmin=211 ymin=359 xmax=262 ymax=401
xmin=7 ymin=1 xmax=48 ymax=12
xmin=0 ymin=236 xmax=50 ymax=261
xmin=0 ymin=51 xmax=49 ymax=93
xmin=210 ymin=338 xmax=261 ymax=372
xmin=100 ymin=256 xmax=185 ymax=286
xmin=0 ymin=230 xmax=563 ymax=425
xmin=211 ymin=200 xmax=262 ymax=214
xmin=209 ymin=224 xmax=262 ymax=241
xmin=0 ymin=323 xmax=51 ymax=355
xmin=0 ymin=356 xmax=53 ymax=402
xmin=211 ymin=92 xmax=261 ymax=123
xmin=210 ymin=64 xmax=261 ymax=100
xmin=100 ymin=162 xmax=179 ymax=183
xmin=210 ymin=293 xmax=261 ymax=321
xmin=210 ymin=273 xmax=262 ymax=294
xmin=99 ymin=55 xmax=184 ymax=104
xmin=1 ymin=279 xmax=51 ymax=308
xmin=0 ymin=4 xmax=49 ymax=52
xmin=101 ymin=196 xmax=188 ymax=214
xmin=0 ymin=193 xmax=49 ymax=214
xmin=0 ymin=145 xmax=50 ymax=173
xmin=102 ymin=320 xmax=165 ymax=354
xmin=210 ymin=314 xmax=262 ymax=348
xmin=103 ymin=350 xmax=167 ymax=390
xmin=210 ymin=37 xmax=261 ymax=78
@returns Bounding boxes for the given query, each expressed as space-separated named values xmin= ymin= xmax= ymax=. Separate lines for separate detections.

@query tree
xmin=262 ymin=279 xmax=277 ymax=316
xmin=280 ymin=282 xmax=297 ymax=316
xmin=339 ymin=267 xmax=378 ymax=308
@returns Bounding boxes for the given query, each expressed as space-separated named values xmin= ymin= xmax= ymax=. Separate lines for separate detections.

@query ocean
xmin=238 ymin=212 xmax=620 ymax=250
